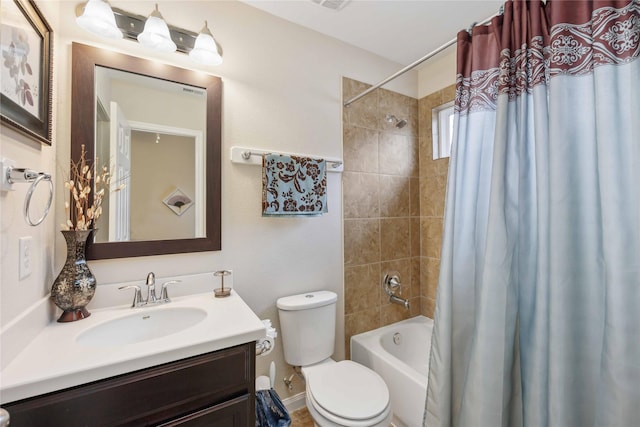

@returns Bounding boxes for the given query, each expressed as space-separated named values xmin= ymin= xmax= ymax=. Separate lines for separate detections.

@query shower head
xmin=386 ymin=114 xmax=408 ymax=129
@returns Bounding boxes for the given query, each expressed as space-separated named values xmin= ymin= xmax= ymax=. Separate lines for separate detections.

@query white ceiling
xmin=239 ymin=0 xmax=504 ymax=67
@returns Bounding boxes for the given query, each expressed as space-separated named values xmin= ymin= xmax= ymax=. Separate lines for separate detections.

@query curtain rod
xmin=343 ymin=11 xmax=501 ymax=108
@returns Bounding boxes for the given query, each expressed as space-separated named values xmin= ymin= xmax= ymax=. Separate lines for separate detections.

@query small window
xmin=432 ymin=101 xmax=455 ymax=160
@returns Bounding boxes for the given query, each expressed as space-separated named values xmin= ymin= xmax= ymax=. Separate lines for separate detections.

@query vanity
xmin=3 ymin=344 xmax=254 ymax=426
xmin=0 ymin=276 xmax=265 ymax=426
xmin=0 ymin=38 xmax=248 ymax=425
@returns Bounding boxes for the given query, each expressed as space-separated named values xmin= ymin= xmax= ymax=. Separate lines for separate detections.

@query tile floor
xmin=290 ymin=407 xmax=314 ymax=427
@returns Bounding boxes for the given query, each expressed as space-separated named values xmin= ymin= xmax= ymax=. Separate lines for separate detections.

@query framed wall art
xmin=1 ymin=0 xmax=53 ymax=145
xmin=163 ymin=188 xmax=194 ymax=216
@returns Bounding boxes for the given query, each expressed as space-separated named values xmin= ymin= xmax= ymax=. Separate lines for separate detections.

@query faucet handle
xmin=160 ymin=280 xmax=181 ymax=302
xmin=119 ymin=285 xmax=144 ymax=308
xmin=382 ymin=271 xmax=402 ymax=295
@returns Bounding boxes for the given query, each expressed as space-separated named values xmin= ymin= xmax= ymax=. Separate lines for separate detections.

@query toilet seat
xmin=306 ymin=388 xmax=391 ymax=427
xmin=305 ymin=360 xmax=391 ymax=426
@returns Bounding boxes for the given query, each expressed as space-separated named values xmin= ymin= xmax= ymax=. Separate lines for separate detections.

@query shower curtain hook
xmin=467 ymin=21 xmax=477 ymax=36
xmin=469 ymin=4 xmax=501 ymax=36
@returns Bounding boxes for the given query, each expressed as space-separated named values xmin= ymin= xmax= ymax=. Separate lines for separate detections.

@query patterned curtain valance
xmin=455 ymin=0 xmax=640 ymax=116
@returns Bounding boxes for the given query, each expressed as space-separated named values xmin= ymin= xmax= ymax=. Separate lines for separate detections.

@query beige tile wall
xmin=342 ymin=78 xmax=457 ymax=354
xmin=342 ymin=77 xmax=420 ymax=356
xmin=418 ymin=84 xmax=455 ymax=318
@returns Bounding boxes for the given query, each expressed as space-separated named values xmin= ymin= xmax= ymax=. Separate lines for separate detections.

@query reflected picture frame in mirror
xmin=71 ymin=42 xmax=221 ymax=259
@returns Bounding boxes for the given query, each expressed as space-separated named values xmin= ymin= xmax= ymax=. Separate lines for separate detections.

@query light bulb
xmin=189 ymin=21 xmax=223 ymax=66
xmin=137 ymin=4 xmax=176 ymax=53
xmin=76 ymin=0 xmax=122 ymax=39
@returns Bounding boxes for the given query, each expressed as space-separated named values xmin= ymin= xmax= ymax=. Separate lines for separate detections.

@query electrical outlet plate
xmin=19 ymin=236 xmax=33 ymax=280
xmin=1 ymin=157 xmax=16 ymax=191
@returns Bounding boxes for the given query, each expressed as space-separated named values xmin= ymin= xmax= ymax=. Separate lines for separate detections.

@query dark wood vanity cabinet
xmin=3 ymin=342 xmax=256 ymax=426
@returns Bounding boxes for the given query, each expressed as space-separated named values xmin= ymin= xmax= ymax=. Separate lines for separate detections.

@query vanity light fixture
xmin=75 ymin=1 xmax=223 ymax=66
xmin=189 ymin=21 xmax=223 ymax=66
xmin=75 ymin=0 xmax=122 ymax=39
xmin=137 ymin=4 xmax=176 ymax=53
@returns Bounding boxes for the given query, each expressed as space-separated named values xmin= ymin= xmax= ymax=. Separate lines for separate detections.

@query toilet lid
xmin=306 ymin=360 xmax=389 ymax=421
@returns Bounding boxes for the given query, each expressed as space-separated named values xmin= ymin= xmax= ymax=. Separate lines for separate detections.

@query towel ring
xmin=6 ymin=167 xmax=54 ymax=227
xmin=24 ymin=173 xmax=53 ymax=226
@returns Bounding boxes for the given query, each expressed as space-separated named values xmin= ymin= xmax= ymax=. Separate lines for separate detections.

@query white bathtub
xmin=351 ymin=315 xmax=434 ymax=427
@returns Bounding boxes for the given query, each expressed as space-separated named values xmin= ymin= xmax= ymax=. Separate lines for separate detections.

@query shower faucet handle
xmin=382 ymin=271 xmax=402 ymax=295
xmin=387 ymin=275 xmax=400 ymax=289
xmin=383 ymin=271 xmax=409 ymax=310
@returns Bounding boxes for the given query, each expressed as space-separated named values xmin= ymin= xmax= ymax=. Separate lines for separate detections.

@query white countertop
xmin=0 ymin=290 xmax=265 ymax=404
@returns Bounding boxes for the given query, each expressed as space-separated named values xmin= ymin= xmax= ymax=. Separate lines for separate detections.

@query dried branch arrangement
xmin=61 ymin=144 xmax=123 ymax=231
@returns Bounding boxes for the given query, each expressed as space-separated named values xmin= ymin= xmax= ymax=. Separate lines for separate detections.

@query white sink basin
xmin=76 ymin=307 xmax=207 ymax=346
xmin=1 ymin=280 xmax=267 ymax=404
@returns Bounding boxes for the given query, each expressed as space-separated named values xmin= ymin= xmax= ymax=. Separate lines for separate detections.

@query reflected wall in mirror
xmin=93 ymin=66 xmax=206 ymax=243
xmin=71 ymin=43 xmax=221 ymax=259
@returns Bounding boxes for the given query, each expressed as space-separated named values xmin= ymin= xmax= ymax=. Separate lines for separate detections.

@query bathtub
xmin=351 ymin=315 xmax=434 ymax=427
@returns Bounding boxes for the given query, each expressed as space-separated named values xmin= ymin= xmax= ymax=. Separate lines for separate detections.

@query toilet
xmin=277 ymin=291 xmax=391 ymax=427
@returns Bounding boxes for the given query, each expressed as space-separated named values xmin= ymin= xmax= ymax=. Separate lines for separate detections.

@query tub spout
xmin=390 ymin=294 xmax=410 ymax=309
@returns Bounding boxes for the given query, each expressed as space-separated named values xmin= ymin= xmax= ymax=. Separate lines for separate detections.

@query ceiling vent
xmin=310 ymin=0 xmax=351 ymax=11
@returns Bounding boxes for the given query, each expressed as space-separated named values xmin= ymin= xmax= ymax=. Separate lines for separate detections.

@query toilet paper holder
xmin=256 ymin=338 xmax=273 ymax=356
xmin=256 ymin=319 xmax=277 ymax=356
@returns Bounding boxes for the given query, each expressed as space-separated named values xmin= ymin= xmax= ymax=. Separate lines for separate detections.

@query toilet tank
xmin=277 ymin=291 xmax=337 ymax=366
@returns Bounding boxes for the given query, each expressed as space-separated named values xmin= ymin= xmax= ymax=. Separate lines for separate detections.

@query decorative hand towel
xmin=262 ymin=154 xmax=327 ymax=216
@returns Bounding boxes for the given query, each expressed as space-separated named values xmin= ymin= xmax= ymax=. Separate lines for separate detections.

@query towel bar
xmin=230 ymin=146 xmax=343 ymax=172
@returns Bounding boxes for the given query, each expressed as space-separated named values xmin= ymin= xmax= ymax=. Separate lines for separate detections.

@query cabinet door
xmin=158 ymin=394 xmax=250 ymax=427
xmin=4 ymin=343 xmax=255 ymax=427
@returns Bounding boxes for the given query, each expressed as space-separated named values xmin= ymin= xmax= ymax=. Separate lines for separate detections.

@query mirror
xmin=71 ymin=43 xmax=221 ymax=259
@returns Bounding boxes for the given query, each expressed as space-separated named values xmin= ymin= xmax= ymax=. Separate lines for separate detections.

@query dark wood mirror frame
xmin=71 ymin=42 xmax=221 ymax=260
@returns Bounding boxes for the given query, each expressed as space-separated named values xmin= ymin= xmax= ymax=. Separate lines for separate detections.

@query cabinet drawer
xmin=159 ymin=394 xmax=250 ymax=427
xmin=5 ymin=343 xmax=255 ymax=427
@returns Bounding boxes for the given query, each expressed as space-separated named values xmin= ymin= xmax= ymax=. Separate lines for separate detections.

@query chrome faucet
xmin=382 ymin=271 xmax=410 ymax=310
xmin=389 ymin=294 xmax=410 ymax=309
xmin=146 ymin=272 xmax=157 ymax=303
xmin=119 ymin=272 xmax=180 ymax=308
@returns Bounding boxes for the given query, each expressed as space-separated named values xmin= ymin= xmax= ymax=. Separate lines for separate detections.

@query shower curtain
xmin=425 ymin=1 xmax=640 ymax=426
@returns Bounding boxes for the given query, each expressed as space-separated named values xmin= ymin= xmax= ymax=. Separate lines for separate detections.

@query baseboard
xmin=283 ymin=391 xmax=306 ymax=413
